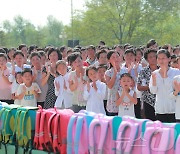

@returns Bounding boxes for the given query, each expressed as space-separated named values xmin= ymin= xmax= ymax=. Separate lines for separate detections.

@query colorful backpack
xmin=0 ymin=104 xmax=19 ymax=144
xmin=89 ymin=115 xmax=116 ymax=154
xmin=142 ymin=121 xmax=171 ymax=154
xmin=116 ymin=120 xmax=139 ymax=154
xmin=67 ymin=111 xmax=95 ymax=154
xmin=38 ymin=108 xmax=56 ymax=152
xmin=14 ymin=106 xmax=38 ymax=152
xmin=122 ymin=116 xmax=150 ymax=154
xmin=50 ymin=109 xmax=74 ymax=154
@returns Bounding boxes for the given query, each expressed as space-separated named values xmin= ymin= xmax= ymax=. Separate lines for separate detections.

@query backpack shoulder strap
xmin=89 ymin=118 xmax=109 ymax=154
xmin=116 ymin=121 xmax=138 ymax=154
xmin=142 ymin=125 xmax=171 ymax=154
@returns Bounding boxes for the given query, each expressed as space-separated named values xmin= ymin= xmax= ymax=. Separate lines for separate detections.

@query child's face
xmin=120 ymin=76 xmax=132 ymax=89
xmin=14 ymin=54 xmax=24 ymax=66
xmin=72 ymin=57 xmax=83 ymax=70
xmin=88 ymin=69 xmax=98 ymax=82
xmin=97 ymin=67 xmax=106 ymax=79
xmin=57 ymin=63 xmax=67 ymax=76
xmin=157 ymin=53 xmax=170 ymax=68
xmin=16 ymin=74 xmax=23 ymax=84
xmin=0 ymin=57 xmax=7 ymax=68
xmin=22 ymin=72 xmax=33 ymax=85
xmin=124 ymin=53 xmax=135 ymax=64
xmin=99 ymin=53 xmax=107 ymax=65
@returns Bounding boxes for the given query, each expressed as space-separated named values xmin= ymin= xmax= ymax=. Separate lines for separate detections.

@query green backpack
xmin=14 ymin=106 xmax=38 ymax=152
xmin=0 ymin=104 xmax=20 ymax=144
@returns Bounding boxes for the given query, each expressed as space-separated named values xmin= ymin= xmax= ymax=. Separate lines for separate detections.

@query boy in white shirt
xmin=84 ymin=66 xmax=106 ymax=114
xmin=16 ymin=68 xmax=41 ymax=107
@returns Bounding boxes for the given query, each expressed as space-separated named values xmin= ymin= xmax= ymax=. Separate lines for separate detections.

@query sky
xmin=0 ymin=0 xmax=86 ymax=26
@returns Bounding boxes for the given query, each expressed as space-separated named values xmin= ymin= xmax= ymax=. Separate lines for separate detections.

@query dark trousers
xmin=176 ymin=119 xmax=180 ymax=123
xmin=144 ymin=102 xmax=156 ymax=121
xmin=106 ymin=111 xmax=118 ymax=116
xmin=0 ymin=99 xmax=14 ymax=105
xmin=103 ymin=100 xmax=108 ymax=115
xmin=156 ymin=113 xmax=176 ymax=123
xmin=37 ymin=102 xmax=44 ymax=108
xmin=134 ymin=98 xmax=142 ymax=119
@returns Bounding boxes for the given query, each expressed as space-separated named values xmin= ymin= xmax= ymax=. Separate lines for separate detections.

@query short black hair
xmin=147 ymin=39 xmax=157 ymax=48
xmin=30 ymin=52 xmax=41 ymax=59
xmin=96 ymin=50 xmax=107 ymax=60
xmin=47 ymin=47 xmax=62 ymax=60
xmin=157 ymin=49 xmax=171 ymax=58
xmin=144 ymin=49 xmax=157 ymax=60
xmin=0 ymin=53 xmax=7 ymax=61
xmin=120 ymin=73 xmax=133 ymax=80
xmin=97 ymin=64 xmax=108 ymax=70
xmin=22 ymin=68 xmax=33 ymax=76
xmin=124 ymin=48 xmax=136 ymax=56
xmin=13 ymin=51 xmax=24 ymax=59
xmin=86 ymin=65 xmax=97 ymax=77
xmin=67 ymin=52 xmax=82 ymax=66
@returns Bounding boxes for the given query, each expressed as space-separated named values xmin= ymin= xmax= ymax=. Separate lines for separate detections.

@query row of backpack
xmin=0 ymin=103 xmax=74 ymax=154
xmin=0 ymin=102 xmax=38 ymax=153
xmin=1 ymin=102 xmax=180 ymax=154
xmin=67 ymin=110 xmax=180 ymax=154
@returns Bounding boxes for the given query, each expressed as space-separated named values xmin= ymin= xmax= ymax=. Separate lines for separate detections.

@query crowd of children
xmin=0 ymin=39 xmax=179 ymax=123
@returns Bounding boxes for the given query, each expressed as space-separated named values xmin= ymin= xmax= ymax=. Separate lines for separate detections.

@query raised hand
xmin=174 ymin=80 xmax=180 ymax=93
xmin=152 ymin=72 xmax=157 ymax=86
xmin=64 ymin=80 xmax=67 ymax=90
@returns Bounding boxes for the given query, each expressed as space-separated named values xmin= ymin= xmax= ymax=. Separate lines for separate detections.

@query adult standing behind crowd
xmin=42 ymin=47 xmax=62 ymax=109
xmin=30 ymin=52 xmax=48 ymax=108
xmin=137 ymin=49 xmax=158 ymax=121
xmin=149 ymin=49 xmax=180 ymax=123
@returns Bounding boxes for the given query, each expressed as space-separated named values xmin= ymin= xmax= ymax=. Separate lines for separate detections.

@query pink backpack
xmin=89 ymin=115 xmax=115 ymax=154
xmin=142 ymin=121 xmax=172 ymax=154
xmin=67 ymin=111 xmax=95 ymax=154
xmin=116 ymin=120 xmax=139 ymax=153
xmin=51 ymin=109 xmax=74 ymax=154
xmin=122 ymin=116 xmax=150 ymax=154
xmin=176 ymin=135 xmax=180 ymax=154
xmin=34 ymin=108 xmax=56 ymax=152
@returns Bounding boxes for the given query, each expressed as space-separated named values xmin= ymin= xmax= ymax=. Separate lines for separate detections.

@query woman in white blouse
xmin=149 ymin=49 xmax=180 ymax=123
xmin=83 ymin=66 xmax=106 ymax=114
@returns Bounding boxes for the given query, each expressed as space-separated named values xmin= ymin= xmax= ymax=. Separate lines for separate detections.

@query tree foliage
xmin=0 ymin=0 xmax=179 ymax=48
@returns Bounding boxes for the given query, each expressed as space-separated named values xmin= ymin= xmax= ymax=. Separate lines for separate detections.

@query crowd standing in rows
xmin=0 ymin=39 xmax=180 ymax=123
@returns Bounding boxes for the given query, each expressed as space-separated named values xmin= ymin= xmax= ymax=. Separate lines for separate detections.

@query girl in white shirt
xmin=149 ymin=49 xmax=180 ymax=123
xmin=83 ymin=66 xmax=106 ymax=114
xmin=116 ymin=73 xmax=137 ymax=117
xmin=54 ymin=60 xmax=72 ymax=109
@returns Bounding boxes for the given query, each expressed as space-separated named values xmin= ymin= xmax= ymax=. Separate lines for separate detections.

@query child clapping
xmin=83 ymin=66 xmax=106 ymax=114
